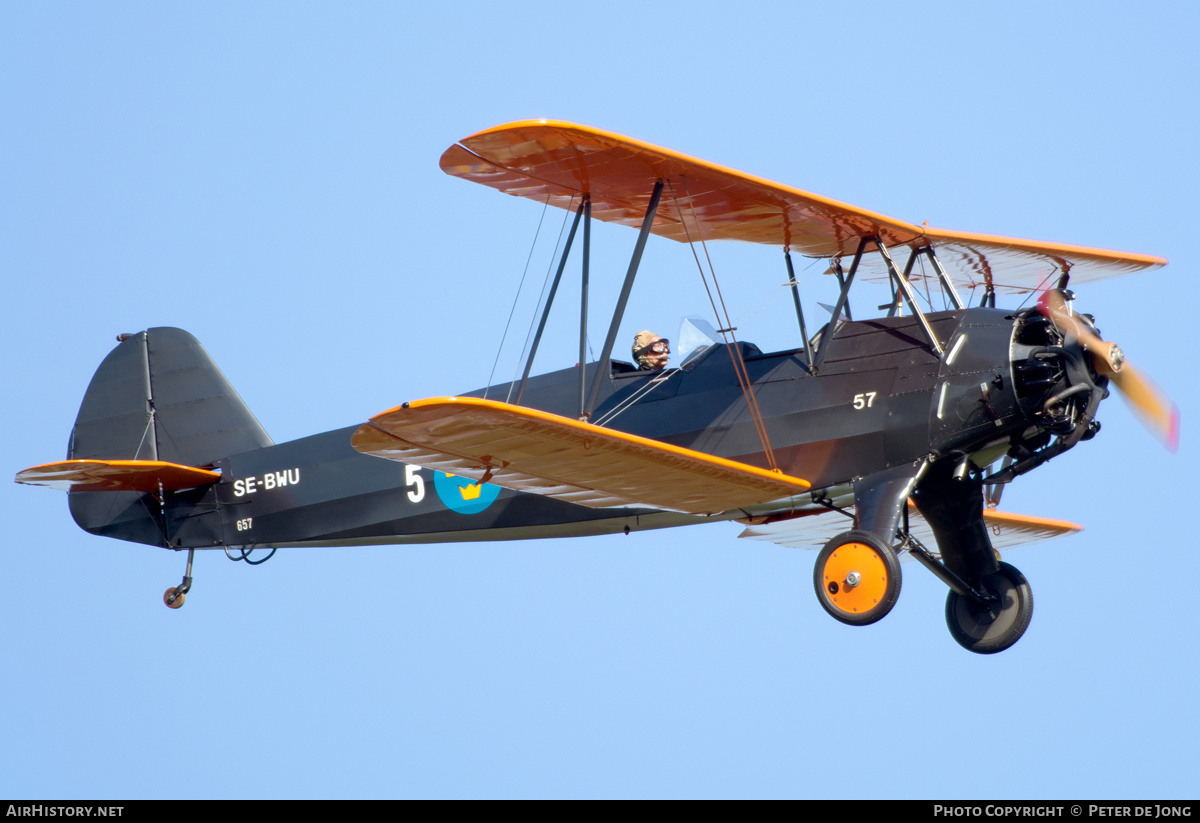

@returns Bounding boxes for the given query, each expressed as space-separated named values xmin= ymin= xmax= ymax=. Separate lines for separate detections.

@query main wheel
xmin=945 ymin=562 xmax=1033 ymax=654
xmin=813 ymin=530 xmax=901 ymax=626
xmin=163 ymin=587 xmax=186 ymax=609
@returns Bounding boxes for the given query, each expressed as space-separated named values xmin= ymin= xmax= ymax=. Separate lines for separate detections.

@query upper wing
xmin=738 ymin=505 xmax=1082 ymax=553
xmin=351 ymin=397 xmax=810 ymax=515
xmin=442 ymin=119 xmax=1165 ymax=294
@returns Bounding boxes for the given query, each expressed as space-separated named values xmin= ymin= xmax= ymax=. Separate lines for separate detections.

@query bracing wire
xmin=733 ymin=255 xmax=820 ymax=327
xmin=484 ymin=196 xmax=551 ymax=400
xmin=593 ymin=370 xmax=678 ymax=427
xmin=1014 ymin=271 xmax=1058 ymax=311
xmin=669 ymin=177 xmax=779 ymax=472
xmin=506 ymin=196 xmax=576 ymax=403
xmin=918 ymin=253 xmax=935 ymax=312
xmin=916 ymin=254 xmax=947 ymax=312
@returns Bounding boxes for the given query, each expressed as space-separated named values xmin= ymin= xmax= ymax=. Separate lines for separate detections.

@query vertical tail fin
xmin=70 ymin=327 xmax=272 ymax=464
xmin=67 ymin=328 xmax=272 ymax=546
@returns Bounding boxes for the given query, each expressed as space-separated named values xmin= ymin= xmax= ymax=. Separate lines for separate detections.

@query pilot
xmin=632 ymin=331 xmax=670 ymax=370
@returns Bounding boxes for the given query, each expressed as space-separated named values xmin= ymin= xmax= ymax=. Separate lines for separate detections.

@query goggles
xmin=636 ymin=339 xmax=670 ymax=356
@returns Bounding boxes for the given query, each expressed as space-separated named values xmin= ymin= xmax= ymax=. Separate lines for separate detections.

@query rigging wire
xmin=506 ymin=196 xmax=576 ymax=403
xmin=733 ymin=255 xmax=820 ymax=328
xmin=1014 ymin=271 xmax=1057 ymax=311
xmin=669 ymin=177 xmax=780 ymax=472
xmin=593 ymin=370 xmax=679 ymax=427
xmin=484 ymin=196 xmax=551 ymax=400
xmin=918 ymin=253 xmax=935 ymax=311
xmin=917 ymin=254 xmax=948 ymax=313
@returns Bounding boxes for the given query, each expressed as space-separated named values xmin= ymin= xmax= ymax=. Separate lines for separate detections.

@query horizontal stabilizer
xmin=352 ymin=397 xmax=810 ymax=515
xmin=739 ymin=504 xmax=1081 ymax=553
xmin=15 ymin=459 xmax=221 ymax=494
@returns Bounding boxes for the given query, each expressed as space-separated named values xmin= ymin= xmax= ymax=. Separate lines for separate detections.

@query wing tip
xmin=1166 ymin=404 xmax=1181 ymax=453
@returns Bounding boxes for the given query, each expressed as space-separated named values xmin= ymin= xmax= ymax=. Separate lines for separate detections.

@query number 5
xmin=406 ymin=465 xmax=425 ymax=503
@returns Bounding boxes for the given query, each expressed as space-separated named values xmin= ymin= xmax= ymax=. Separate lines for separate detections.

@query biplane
xmin=16 ymin=120 xmax=1178 ymax=654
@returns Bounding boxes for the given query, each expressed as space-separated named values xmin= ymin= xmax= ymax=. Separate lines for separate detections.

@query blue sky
xmin=3 ymin=1 xmax=1197 ymax=799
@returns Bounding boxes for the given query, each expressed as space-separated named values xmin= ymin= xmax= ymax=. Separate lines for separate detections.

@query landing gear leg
xmin=163 ymin=547 xmax=195 ymax=610
xmin=911 ymin=458 xmax=1033 ymax=652
xmin=812 ymin=463 xmax=925 ymax=627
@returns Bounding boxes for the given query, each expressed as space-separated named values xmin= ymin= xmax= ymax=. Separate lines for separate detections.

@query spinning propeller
xmin=1038 ymin=290 xmax=1179 ymax=452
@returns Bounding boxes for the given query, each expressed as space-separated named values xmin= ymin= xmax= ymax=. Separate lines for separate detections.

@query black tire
xmin=945 ymin=562 xmax=1033 ymax=654
xmin=813 ymin=530 xmax=902 ymax=626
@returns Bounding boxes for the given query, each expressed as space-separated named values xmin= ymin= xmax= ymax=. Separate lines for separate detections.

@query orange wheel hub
xmin=820 ymin=542 xmax=890 ymax=616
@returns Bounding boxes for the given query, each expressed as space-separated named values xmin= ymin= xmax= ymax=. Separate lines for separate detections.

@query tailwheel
xmin=945 ymin=562 xmax=1033 ymax=654
xmin=813 ymin=530 xmax=901 ymax=626
xmin=162 ymin=547 xmax=194 ymax=610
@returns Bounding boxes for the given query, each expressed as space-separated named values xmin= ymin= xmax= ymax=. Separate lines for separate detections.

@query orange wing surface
xmin=352 ymin=397 xmax=810 ymax=515
xmin=739 ymin=504 xmax=1081 ymax=552
xmin=442 ymin=120 xmax=1165 ymax=293
xmin=15 ymin=459 xmax=221 ymax=493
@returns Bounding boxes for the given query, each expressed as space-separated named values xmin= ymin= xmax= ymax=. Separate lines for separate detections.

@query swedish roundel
xmin=433 ymin=471 xmax=501 ymax=515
